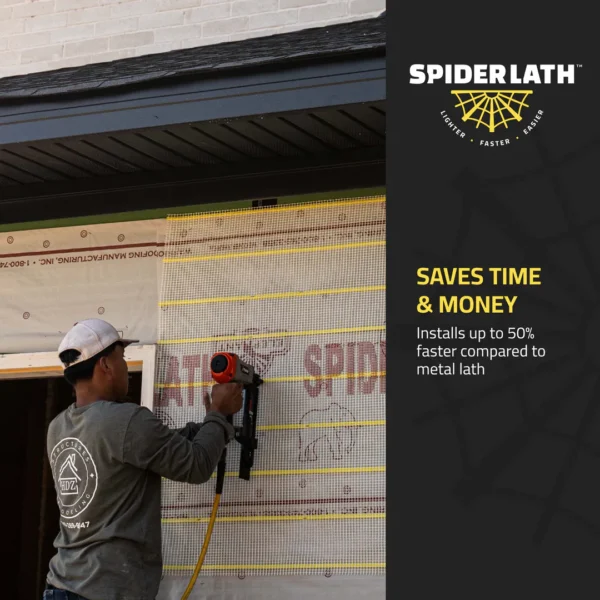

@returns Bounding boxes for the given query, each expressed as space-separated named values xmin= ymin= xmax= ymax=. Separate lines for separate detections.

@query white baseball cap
xmin=58 ymin=319 xmax=138 ymax=368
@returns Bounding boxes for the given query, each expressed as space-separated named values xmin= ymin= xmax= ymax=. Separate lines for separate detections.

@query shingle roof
xmin=0 ymin=14 xmax=385 ymax=100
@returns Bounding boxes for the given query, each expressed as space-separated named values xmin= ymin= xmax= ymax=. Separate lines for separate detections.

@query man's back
xmin=46 ymin=401 xmax=162 ymax=600
xmin=46 ymin=400 xmax=232 ymax=600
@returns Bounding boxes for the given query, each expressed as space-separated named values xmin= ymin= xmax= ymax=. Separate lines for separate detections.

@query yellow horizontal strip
xmin=163 ymin=240 xmax=385 ymax=264
xmin=156 ymin=370 xmax=386 ymax=388
xmin=164 ymin=562 xmax=385 ymax=571
xmin=158 ymin=324 xmax=385 ymax=345
xmin=167 ymin=197 xmax=386 ymax=222
xmin=264 ymin=371 xmax=386 ymax=384
xmin=219 ymin=466 xmax=384 ymax=478
xmin=162 ymin=513 xmax=385 ymax=524
xmin=162 ymin=466 xmax=383 ymax=484
xmin=162 ymin=465 xmax=384 ymax=483
xmin=258 ymin=419 xmax=385 ymax=431
xmin=159 ymin=285 xmax=385 ymax=308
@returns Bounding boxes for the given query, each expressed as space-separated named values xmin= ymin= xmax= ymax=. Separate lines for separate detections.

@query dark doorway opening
xmin=0 ymin=372 xmax=142 ymax=599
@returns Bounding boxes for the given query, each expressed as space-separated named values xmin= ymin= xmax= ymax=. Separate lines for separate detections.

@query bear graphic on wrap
xmin=298 ymin=402 xmax=356 ymax=462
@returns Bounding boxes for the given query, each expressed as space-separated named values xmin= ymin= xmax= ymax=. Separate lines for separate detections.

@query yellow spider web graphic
xmin=451 ymin=90 xmax=533 ymax=133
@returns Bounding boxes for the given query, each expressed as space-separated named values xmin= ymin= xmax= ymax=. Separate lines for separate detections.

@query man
xmin=44 ymin=319 xmax=243 ymax=600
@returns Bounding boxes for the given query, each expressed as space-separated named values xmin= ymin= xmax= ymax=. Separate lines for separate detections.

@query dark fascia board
xmin=0 ymin=146 xmax=385 ymax=224
xmin=0 ymin=54 xmax=385 ymax=147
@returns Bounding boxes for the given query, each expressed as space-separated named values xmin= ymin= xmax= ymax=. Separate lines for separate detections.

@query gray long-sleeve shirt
xmin=46 ymin=400 xmax=234 ymax=600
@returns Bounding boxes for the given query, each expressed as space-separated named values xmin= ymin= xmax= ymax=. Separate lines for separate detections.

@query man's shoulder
xmin=97 ymin=400 xmax=144 ymax=415
xmin=93 ymin=400 xmax=149 ymax=426
xmin=48 ymin=401 xmax=148 ymax=434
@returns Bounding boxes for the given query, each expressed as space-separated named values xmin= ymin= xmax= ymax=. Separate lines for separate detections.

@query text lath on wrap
xmin=155 ymin=197 xmax=386 ymax=578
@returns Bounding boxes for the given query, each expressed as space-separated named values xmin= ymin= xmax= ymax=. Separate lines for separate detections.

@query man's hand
xmin=203 ymin=383 xmax=243 ymax=416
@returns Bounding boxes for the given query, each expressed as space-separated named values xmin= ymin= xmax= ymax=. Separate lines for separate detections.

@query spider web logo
xmin=451 ymin=90 xmax=533 ymax=133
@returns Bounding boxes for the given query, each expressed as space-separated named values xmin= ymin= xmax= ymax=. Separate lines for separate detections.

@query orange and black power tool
xmin=210 ymin=352 xmax=263 ymax=482
xmin=181 ymin=355 xmax=264 ymax=599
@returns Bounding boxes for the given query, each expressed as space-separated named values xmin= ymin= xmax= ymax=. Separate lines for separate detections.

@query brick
xmin=184 ymin=4 xmax=230 ymax=23
xmin=350 ymin=0 xmax=385 ymax=14
xmin=180 ymin=34 xmax=229 ymax=48
xmin=0 ymin=6 xmax=10 ymax=19
xmin=12 ymin=0 xmax=55 ymax=18
xmin=95 ymin=48 xmax=138 ymax=60
xmin=50 ymin=24 xmax=95 ymax=43
xmin=64 ymin=37 xmax=109 ymax=57
xmin=249 ymin=9 xmax=297 ymax=29
xmin=279 ymin=22 xmax=311 ymax=33
xmin=299 ymin=2 xmax=347 ymax=22
xmin=0 ymin=50 xmax=21 ymax=66
xmin=156 ymin=0 xmax=200 ymax=10
xmin=202 ymin=0 xmax=229 ymax=4
xmin=1 ymin=64 xmax=47 ymax=77
xmin=21 ymin=44 xmax=64 ymax=64
xmin=0 ymin=17 xmax=25 ymax=35
xmin=154 ymin=24 xmax=202 ymax=42
xmin=203 ymin=16 xmax=248 ymax=37
xmin=109 ymin=30 xmax=154 ymax=49
xmin=0 ymin=0 xmax=26 ymax=6
xmin=0 ymin=39 xmax=8 ymax=51
xmin=8 ymin=31 xmax=52 ymax=50
xmin=23 ymin=62 xmax=50 ymax=73
xmin=139 ymin=11 xmax=184 ymax=29
xmin=68 ymin=6 xmax=112 ymax=24
xmin=230 ymin=28 xmax=275 ymax=40
xmin=280 ymin=0 xmax=326 ymax=8
xmin=25 ymin=13 xmax=69 ymax=33
xmin=49 ymin=55 xmax=89 ymax=68
xmin=95 ymin=18 xmax=139 ymax=35
xmin=137 ymin=41 xmax=181 ymax=55
xmin=111 ymin=0 xmax=157 ymax=17
xmin=58 ymin=48 xmax=137 ymax=67
xmin=232 ymin=0 xmax=277 ymax=16
xmin=55 ymin=0 xmax=100 ymax=11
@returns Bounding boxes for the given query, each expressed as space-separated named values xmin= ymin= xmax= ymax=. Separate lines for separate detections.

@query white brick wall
xmin=0 ymin=0 xmax=384 ymax=78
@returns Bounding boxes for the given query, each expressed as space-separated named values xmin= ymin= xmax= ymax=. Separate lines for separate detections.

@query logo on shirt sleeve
xmin=50 ymin=437 xmax=98 ymax=519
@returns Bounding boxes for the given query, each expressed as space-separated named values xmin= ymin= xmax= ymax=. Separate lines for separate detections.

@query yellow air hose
xmin=180 ymin=492 xmax=222 ymax=600
xmin=180 ymin=444 xmax=228 ymax=600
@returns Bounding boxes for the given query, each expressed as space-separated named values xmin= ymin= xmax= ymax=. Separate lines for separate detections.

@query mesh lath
xmin=155 ymin=197 xmax=386 ymax=577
